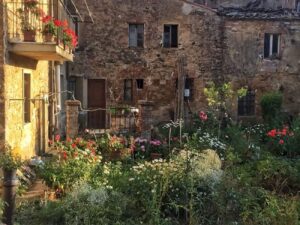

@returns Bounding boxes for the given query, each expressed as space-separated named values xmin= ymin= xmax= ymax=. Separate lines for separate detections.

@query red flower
xmin=71 ymin=143 xmax=77 ymax=149
xmin=62 ymin=19 xmax=68 ymax=28
xmin=42 ymin=15 xmax=51 ymax=23
xmin=267 ymin=129 xmax=277 ymax=138
xmin=281 ymin=128 xmax=287 ymax=136
xmin=54 ymin=19 xmax=62 ymax=27
xmin=279 ymin=139 xmax=284 ymax=145
xmin=55 ymin=134 xmax=61 ymax=142
xmin=199 ymin=111 xmax=208 ymax=121
xmin=62 ymin=151 xmax=68 ymax=160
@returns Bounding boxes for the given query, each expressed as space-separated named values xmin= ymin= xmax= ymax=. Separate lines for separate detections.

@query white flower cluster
xmin=244 ymin=124 xmax=265 ymax=136
xmin=198 ymin=132 xmax=227 ymax=152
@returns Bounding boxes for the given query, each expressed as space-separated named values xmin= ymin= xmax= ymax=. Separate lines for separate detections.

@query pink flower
xmin=199 ymin=111 xmax=208 ymax=121
xmin=279 ymin=139 xmax=284 ymax=145
xmin=55 ymin=134 xmax=60 ymax=142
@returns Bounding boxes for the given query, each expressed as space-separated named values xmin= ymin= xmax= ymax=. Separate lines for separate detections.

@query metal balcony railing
xmin=6 ymin=0 xmax=76 ymax=49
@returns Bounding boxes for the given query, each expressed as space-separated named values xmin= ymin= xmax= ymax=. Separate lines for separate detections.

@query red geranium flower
xmin=267 ymin=129 xmax=277 ymax=138
xmin=55 ymin=134 xmax=61 ymax=142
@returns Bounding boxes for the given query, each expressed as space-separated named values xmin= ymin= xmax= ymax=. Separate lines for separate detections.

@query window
xmin=184 ymin=78 xmax=194 ymax=101
xmin=296 ymin=1 xmax=300 ymax=12
xmin=124 ymin=79 xmax=133 ymax=102
xmin=136 ymin=79 xmax=144 ymax=89
xmin=238 ymin=90 xmax=255 ymax=116
xmin=175 ymin=78 xmax=194 ymax=101
xmin=23 ymin=73 xmax=31 ymax=123
xmin=163 ymin=24 xmax=178 ymax=48
xmin=68 ymin=79 xmax=76 ymax=100
xmin=129 ymin=24 xmax=144 ymax=47
xmin=264 ymin=34 xmax=280 ymax=59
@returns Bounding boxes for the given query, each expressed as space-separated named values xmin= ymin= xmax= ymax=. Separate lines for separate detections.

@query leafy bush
xmin=260 ymin=92 xmax=283 ymax=125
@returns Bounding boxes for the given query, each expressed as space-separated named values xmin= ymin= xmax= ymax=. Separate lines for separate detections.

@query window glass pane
xmin=136 ymin=79 xmax=144 ymax=89
xmin=171 ymin=25 xmax=178 ymax=48
xmin=264 ymin=34 xmax=270 ymax=58
xmin=238 ymin=90 xmax=255 ymax=116
xmin=272 ymin=34 xmax=279 ymax=54
xmin=163 ymin=25 xmax=171 ymax=48
xmin=129 ymin=25 xmax=137 ymax=47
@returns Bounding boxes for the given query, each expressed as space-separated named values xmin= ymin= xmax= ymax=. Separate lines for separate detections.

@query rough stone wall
xmin=4 ymin=59 xmax=49 ymax=159
xmin=222 ymin=19 xmax=300 ymax=119
xmin=71 ymin=0 xmax=224 ymax=124
xmin=1 ymin=0 xmax=50 ymax=158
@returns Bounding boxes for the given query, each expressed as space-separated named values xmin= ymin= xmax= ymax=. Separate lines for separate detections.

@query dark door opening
xmin=87 ymin=79 xmax=106 ymax=129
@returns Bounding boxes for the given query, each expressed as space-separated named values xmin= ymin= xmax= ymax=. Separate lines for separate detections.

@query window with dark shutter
xmin=129 ymin=24 xmax=144 ymax=47
xmin=124 ymin=79 xmax=133 ymax=102
xmin=264 ymin=33 xmax=280 ymax=59
xmin=238 ymin=90 xmax=255 ymax=116
xmin=23 ymin=73 xmax=31 ymax=123
xmin=163 ymin=25 xmax=178 ymax=48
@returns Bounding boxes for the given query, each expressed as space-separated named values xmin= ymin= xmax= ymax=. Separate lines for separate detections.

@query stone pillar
xmin=65 ymin=100 xmax=80 ymax=139
xmin=138 ymin=100 xmax=154 ymax=140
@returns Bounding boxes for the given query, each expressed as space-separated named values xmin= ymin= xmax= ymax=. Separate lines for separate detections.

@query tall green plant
xmin=260 ymin=92 xmax=283 ymax=125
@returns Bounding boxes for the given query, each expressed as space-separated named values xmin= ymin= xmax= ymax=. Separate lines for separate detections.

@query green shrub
xmin=260 ymin=92 xmax=283 ymax=125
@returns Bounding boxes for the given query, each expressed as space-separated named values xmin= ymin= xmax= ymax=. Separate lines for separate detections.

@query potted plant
xmin=0 ymin=144 xmax=22 ymax=225
xmin=42 ymin=15 xmax=56 ymax=42
xmin=24 ymin=0 xmax=39 ymax=9
xmin=17 ymin=8 xmax=37 ymax=42
xmin=0 ymin=144 xmax=22 ymax=173
xmin=62 ymin=28 xmax=78 ymax=51
xmin=149 ymin=139 xmax=164 ymax=160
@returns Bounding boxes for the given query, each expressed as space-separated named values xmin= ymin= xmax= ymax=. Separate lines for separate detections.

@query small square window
xmin=238 ymin=90 xmax=255 ymax=116
xmin=163 ymin=24 xmax=178 ymax=48
xmin=264 ymin=33 xmax=280 ymax=59
xmin=136 ymin=79 xmax=144 ymax=89
xmin=129 ymin=24 xmax=144 ymax=48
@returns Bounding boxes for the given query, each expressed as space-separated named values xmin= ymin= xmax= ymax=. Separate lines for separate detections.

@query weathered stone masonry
xmin=70 ymin=0 xmax=300 ymax=128
xmin=70 ymin=0 xmax=224 ymax=126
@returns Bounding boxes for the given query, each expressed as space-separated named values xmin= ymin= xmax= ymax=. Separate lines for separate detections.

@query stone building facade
xmin=0 ymin=0 xmax=86 ymax=158
xmin=69 ymin=0 xmax=300 ymax=129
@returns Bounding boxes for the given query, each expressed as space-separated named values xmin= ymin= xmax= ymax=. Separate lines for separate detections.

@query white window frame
xmin=264 ymin=33 xmax=281 ymax=59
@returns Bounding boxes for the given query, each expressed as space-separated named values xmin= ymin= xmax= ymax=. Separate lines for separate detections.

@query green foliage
xmin=0 ymin=144 xmax=22 ymax=170
xmin=260 ymin=92 xmax=283 ymax=125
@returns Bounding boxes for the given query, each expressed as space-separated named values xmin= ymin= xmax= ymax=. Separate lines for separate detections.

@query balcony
xmin=6 ymin=0 xmax=78 ymax=62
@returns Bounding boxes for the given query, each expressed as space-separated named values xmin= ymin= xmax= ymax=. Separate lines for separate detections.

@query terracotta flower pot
xmin=23 ymin=30 xmax=36 ymax=42
xmin=44 ymin=33 xmax=54 ymax=42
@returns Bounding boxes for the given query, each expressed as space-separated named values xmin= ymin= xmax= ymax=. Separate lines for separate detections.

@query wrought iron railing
xmin=5 ymin=0 xmax=75 ymax=49
xmin=109 ymin=106 xmax=138 ymax=133
xmin=84 ymin=107 xmax=138 ymax=133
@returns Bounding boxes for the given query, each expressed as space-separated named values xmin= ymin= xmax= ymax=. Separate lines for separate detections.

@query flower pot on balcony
xmin=23 ymin=30 xmax=36 ymax=42
xmin=43 ymin=33 xmax=54 ymax=42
